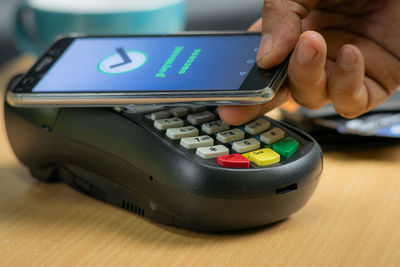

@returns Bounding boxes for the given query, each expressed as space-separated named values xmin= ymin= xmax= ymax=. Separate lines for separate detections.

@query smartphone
xmin=7 ymin=33 xmax=289 ymax=107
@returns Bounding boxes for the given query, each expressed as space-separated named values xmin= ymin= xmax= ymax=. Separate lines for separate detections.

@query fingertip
xmin=294 ymin=37 xmax=318 ymax=65
xmin=333 ymin=86 xmax=367 ymax=118
xmin=288 ymin=31 xmax=329 ymax=110
xmin=331 ymin=83 xmax=368 ymax=119
xmin=256 ymin=34 xmax=275 ymax=69
xmin=218 ymin=105 xmax=261 ymax=126
xmin=328 ymin=44 xmax=367 ymax=118
xmin=256 ymin=0 xmax=318 ymax=69
xmin=300 ymin=31 xmax=326 ymax=47
xmin=336 ymin=44 xmax=362 ymax=70
xmin=293 ymin=31 xmax=327 ymax=65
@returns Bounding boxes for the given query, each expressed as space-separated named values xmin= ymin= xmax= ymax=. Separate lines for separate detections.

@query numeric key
xmin=260 ymin=127 xmax=285 ymax=144
xmin=216 ymin=128 xmax=245 ymax=143
xmin=180 ymin=135 xmax=214 ymax=149
xmin=187 ymin=111 xmax=215 ymax=125
xmin=232 ymin=138 xmax=260 ymax=153
xmin=169 ymin=107 xmax=188 ymax=117
xmin=202 ymin=120 xmax=230 ymax=134
xmin=150 ymin=111 xmax=170 ymax=120
xmin=154 ymin=118 xmax=184 ymax=130
xmin=189 ymin=106 xmax=206 ymax=113
xmin=166 ymin=126 xmax=199 ymax=139
xmin=245 ymin=118 xmax=270 ymax=135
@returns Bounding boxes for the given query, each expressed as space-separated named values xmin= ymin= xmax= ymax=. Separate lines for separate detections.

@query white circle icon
xmin=98 ymin=48 xmax=147 ymax=74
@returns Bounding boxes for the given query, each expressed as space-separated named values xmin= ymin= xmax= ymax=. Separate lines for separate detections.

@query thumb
xmin=257 ymin=0 xmax=319 ymax=68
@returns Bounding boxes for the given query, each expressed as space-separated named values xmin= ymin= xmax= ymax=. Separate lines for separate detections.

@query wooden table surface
xmin=1 ymin=57 xmax=400 ymax=266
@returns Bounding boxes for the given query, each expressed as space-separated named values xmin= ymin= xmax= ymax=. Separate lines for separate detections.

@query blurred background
xmin=0 ymin=0 xmax=262 ymax=65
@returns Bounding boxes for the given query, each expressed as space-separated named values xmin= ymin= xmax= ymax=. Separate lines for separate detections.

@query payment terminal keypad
xmin=138 ymin=106 xmax=303 ymax=169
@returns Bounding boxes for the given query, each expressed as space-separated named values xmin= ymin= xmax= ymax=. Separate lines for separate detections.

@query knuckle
xmin=263 ymin=0 xmax=279 ymax=10
xmin=287 ymin=1 xmax=311 ymax=18
xmin=263 ymin=0 xmax=275 ymax=9
xmin=262 ymin=0 xmax=279 ymax=17
xmin=262 ymin=0 xmax=311 ymax=19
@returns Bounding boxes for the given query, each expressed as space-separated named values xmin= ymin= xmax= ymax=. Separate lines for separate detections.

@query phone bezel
xmin=7 ymin=32 xmax=289 ymax=107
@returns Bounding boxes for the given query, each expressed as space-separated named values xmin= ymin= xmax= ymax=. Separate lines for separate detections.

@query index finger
xmin=257 ymin=0 xmax=319 ymax=68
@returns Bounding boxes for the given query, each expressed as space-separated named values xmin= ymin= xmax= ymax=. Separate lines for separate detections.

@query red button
xmin=216 ymin=154 xmax=250 ymax=168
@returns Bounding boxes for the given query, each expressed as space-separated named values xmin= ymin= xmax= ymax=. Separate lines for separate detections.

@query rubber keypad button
xmin=187 ymin=111 xmax=215 ymax=125
xmin=166 ymin=126 xmax=199 ymax=139
xmin=154 ymin=118 xmax=184 ymax=130
xmin=202 ymin=120 xmax=230 ymax=134
xmin=248 ymin=148 xmax=280 ymax=166
xmin=150 ymin=111 xmax=170 ymax=120
xmin=169 ymin=107 xmax=188 ymax=117
xmin=272 ymin=137 xmax=299 ymax=158
xmin=180 ymin=135 xmax=214 ymax=149
xmin=232 ymin=138 xmax=260 ymax=153
xmin=245 ymin=118 xmax=270 ymax=135
xmin=260 ymin=127 xmax=285 ymax=144
xmin=217 ymin=154 xmax=250 ymax=168
xmin=196 ymin=145 xmax=229 ymax=159
xmin=216 ymin=128 xmax=245 ymax=143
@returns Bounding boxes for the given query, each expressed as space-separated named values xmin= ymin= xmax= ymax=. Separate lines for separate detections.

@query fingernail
xmin=296 ymin=38 xmax=318 ymax=64
xmin=257 ymin=34 xmax=274 ymax=62
xmin=338 ymin=47 xmax=357 ymax=69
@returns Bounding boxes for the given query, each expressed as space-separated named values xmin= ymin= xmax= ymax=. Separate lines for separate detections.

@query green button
xmin=272 ymin=137 xmax=299 ymax=158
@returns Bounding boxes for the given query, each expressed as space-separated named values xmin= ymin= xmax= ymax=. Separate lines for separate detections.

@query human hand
xmin=219 ymin=0 xmax=400 ymax=125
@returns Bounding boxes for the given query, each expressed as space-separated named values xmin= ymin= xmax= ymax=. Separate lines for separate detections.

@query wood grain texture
xmin=1 ymin=57 xmax=400 ymax=266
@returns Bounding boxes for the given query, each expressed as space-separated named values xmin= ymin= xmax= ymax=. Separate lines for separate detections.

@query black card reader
xmin=4 ymin=76 xmax=323 ymax=232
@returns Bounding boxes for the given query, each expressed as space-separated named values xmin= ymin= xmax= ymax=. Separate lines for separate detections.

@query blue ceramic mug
xmin=15 ymin=0 xmax=187 ymax=55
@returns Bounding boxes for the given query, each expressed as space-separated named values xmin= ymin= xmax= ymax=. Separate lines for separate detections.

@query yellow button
xmin=241 ymin=152 xmax=252 ymax=160
xmin=248 ymin=148 xmax=280 ymax=166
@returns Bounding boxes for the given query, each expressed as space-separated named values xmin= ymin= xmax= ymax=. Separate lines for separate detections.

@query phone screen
xmin=31 ymin=35 xmax=265 ymax=93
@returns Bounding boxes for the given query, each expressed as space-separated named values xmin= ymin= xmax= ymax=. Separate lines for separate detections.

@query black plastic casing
xmin=4 ymin=103 xmax=322 ymax=232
